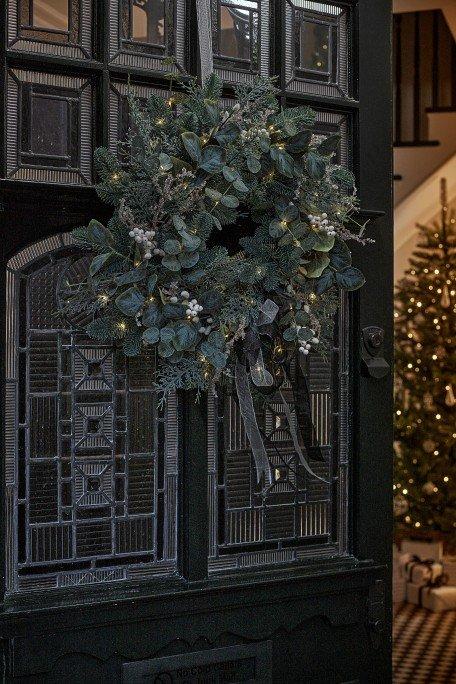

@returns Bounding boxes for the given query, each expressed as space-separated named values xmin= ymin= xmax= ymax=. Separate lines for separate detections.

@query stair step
xmin=425 ymin=106 xmax=456 ymax=113
xmin=394 ymin=140 xmax=440 ymax=148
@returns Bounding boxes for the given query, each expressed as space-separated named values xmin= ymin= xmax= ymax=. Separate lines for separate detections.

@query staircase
xmin=394 ymin=7 xmax=456 ymax=280
xmin=394 ymin=9 xmax=456 ymax=206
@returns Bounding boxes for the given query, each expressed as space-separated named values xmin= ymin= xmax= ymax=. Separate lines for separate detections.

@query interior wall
xmin=393 ymin=0 xmax=456 ymax=282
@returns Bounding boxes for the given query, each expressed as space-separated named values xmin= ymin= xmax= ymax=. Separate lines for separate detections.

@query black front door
xmin=0 ymin=0 xmax=393 ymax=681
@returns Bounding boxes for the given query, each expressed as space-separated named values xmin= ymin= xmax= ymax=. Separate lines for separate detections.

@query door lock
xmin=361 ymin=326 xmax=390 ymax=379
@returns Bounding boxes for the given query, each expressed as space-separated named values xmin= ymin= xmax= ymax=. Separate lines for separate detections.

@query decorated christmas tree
xmin=394 ymin=179 xmax=456 ymax=541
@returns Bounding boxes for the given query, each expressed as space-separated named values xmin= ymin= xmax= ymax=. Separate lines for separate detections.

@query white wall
xmin=393 ymin=0 xmax=456 ymax=281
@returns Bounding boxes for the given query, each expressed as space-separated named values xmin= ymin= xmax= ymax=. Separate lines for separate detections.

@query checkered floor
xmin=393 ymin=603 xmax=456 ymax=682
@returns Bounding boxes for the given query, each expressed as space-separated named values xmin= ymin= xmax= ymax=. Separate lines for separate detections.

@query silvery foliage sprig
xmin=65 ymin=75 xmax=368 ymax=400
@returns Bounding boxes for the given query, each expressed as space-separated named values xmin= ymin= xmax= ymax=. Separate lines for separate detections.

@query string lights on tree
xmin=394 ymin=179 xmax=456 ymax=540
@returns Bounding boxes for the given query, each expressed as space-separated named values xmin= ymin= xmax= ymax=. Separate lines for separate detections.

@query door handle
xmin=361 ymin=326 xmax=390 ymax=379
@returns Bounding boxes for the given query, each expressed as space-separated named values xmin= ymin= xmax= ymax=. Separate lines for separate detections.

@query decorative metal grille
xmin=7 ymin=0 xmax=92 ymax=59
xmin=5 ymin=234 xmax=178 ymax=594
xmin=208 ymin=301 xmax=349 ymax=573
xmin=6 ymin=69 xmax=93 ymax=185
xmin=284 ymin=0 xmax=350 ymax=98
xmin=211 ymin=0 xmax=270 ymax=83
xmin=109 ymin=0 xmax=186 ymax=74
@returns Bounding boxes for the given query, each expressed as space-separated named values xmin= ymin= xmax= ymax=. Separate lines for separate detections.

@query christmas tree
xmin=394 ymin=179 xmax=456 ymax=541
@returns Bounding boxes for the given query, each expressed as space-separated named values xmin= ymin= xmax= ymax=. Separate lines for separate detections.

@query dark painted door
xmin=0 ymin=0 xmax=393 ymax=681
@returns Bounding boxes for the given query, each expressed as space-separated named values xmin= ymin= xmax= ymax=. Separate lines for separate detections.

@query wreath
xmin=63 ymin=76 xmax=370 ymax=484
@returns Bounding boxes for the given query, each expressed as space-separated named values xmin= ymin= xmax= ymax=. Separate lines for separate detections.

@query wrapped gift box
xmin=442 ymin=557 xmax=456 ymax=585
xmin=401 ymin=557 xmax=443 ymax=584
xmin=422 ymin=586 xmax=456 ymax=612
xmin=401 ymin=539 xmax=443 ymax=562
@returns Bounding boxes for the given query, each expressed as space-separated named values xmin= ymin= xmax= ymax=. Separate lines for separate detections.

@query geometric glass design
xmin=284 ymin=0 xmax=350 ymax=98
xmin=208 ymin=301 xmax=350 ymax=573
xmin=211 ymin=0 xmax=270 ymax=84
xmin=7 ymin=0 xmax=92 ymax=59
xmin=6 ymin=70 xmax=93 ymax=185
xmin=5 ymin=234 xmax=178 ymax=594
xmin=109 ymin=0 xmax=186 ymax=74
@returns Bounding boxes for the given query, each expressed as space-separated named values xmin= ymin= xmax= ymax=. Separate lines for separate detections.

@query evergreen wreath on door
xmin=61 ymin=74 xmax=370 ymax=484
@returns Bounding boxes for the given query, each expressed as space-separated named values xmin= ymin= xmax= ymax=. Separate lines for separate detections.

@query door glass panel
xmin=30 ymin=95 xmax=69 ymax=156
xmin=32 ymin=0 xmax=69 ymax=31
xmin=208 ymin=303 xmax=349 ymax=573
xmin=298 ymin=20 xmax=330 ymax=72
xmin=131 ymin=0 xmax=165 ymax=44
xmin=219 ymin=2 xmax=253 ymax=60
xmin=284 ymin=0 xmax=349 ymax=98
xmin=5 ymin=237 xmax=178 ymax=594
xmin=212 ymin=0 xmax=266 ymax=80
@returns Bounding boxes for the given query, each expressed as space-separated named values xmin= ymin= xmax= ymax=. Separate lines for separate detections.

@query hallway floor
xmin=393 ymin=603 xmax=456 ymax=682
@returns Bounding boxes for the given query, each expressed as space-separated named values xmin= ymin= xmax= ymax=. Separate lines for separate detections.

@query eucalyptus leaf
xmin=162 ymin=303 xmax=186 ymax=320
xmin=215 ymin=123 xmax=240 ymax=144
xmin=286 ymin=130 xmax=312 ymax=154
xmin=335 ymin=266 xmax=366 ymax=291
xmin=159 ymin=152 xmax=173 ymax=170
xmin=199 ymin=289 xmax=222 ymax=312
xmin=313 ymin=233 xmax=335 ymax=252
xmin=246 ymin=155 xmax=261 ymax=173
xmin=329 ymin=238 xmax=352 ymax=270
xmin=299 ymin=233 xmax=318 ymax=251
xmin=233 ymin=178 xmax=249 ymax=193
xmin=179 ymin=251 xmax=200 ymax=269
xmin=90 ymin=252 xmax=113 ymax=276
xmin=115 ymin=266 xmax=146 ymax=286
xmin=161 ymin=256 xmax=181 ymax=271
xmin=205 ymin=187 xmax=222 ymax=202
xmin=220 ymin=194 xmax=239 ymax=208
xmin=306 ymin=254 xmax=330 ymax=278
xmin=142 ymin=326 xmax=160 ymax=344
xmin=306 ymin=151 xmax=326 ymax=179
xmin=147 ymin=273 xmax=158 ymax=292
xmin=173 ymin=321 xmax=199 ymax=351
xmin=142 ymin=302 xmax=163 ymax=327
xmin=160 ymin=326 xmax=175 ymax=343
xmin=199 ymin=145 xmax=225 ymax=173
xmin=172 ymin=214 xmax=187 ymax=232
xmin=115 ymin=287 xmax=145 ymax=316
xmin=181 ymin=231 xmax=201 ymax=252
xmin=222 ymin=166 xmax=239 ymax=182
xmin=164 ymin=239 xmax=182 ymax=255
xmin=283 ymin=327 xmax=297 ymax=341
xmin=315 ymin=268 xmax=336 ymax=294
xmin=181 ymin=131 xmax=202 ymax=163
xmin=157 ymin=342 xmax=174 ymax=358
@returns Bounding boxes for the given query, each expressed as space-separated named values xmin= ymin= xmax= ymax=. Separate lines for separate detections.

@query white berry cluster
xmin=169 ymin=290 xmax=203 ymax=323
xmin=199 ymin=317 xmax=213 ymax=336
xmin=298 ymin=327 xmax=320 ymax=355
xmin=240 ymin=126 xmax=269 ymax=142
xmin=307 ymin=213 xmax=337 ymax=237
xmin=129 ymin=227 xmax=156 ymax=260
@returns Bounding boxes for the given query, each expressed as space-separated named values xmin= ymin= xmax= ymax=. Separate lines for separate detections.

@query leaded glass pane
xmin=110 ymin=0 xmax=185 ymax=74
xmin=32 ymin=0 xmax=69 ymax=31
xmin=284 ymin=0 xmax=349 ymax=98
xmin=8 ymin=0 xmax=91 ymax=58
xmin=131 ymin=0 xmax=165 ymax=44
xmin=208 ymin=302 xmax=349 ymax=573
xmin=6 ymin=69 xmax=92 ymax=184
xmin=5 ymin=236 xmax=178 ymax=594
xmin=211 ymin=0 xmax=269 ymax=83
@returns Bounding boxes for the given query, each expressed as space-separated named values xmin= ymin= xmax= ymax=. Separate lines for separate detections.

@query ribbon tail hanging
xmin=279 ymin=389 xmax=329 ymax=485
xmin=196 ymin=0 xmax=214 ymax=85
xmin=235 ymin=361 xmax=273 ymax=487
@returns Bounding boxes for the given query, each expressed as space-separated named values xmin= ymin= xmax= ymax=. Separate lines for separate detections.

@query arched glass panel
xmin=5 ymin=234 xmax=178 ymax=594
